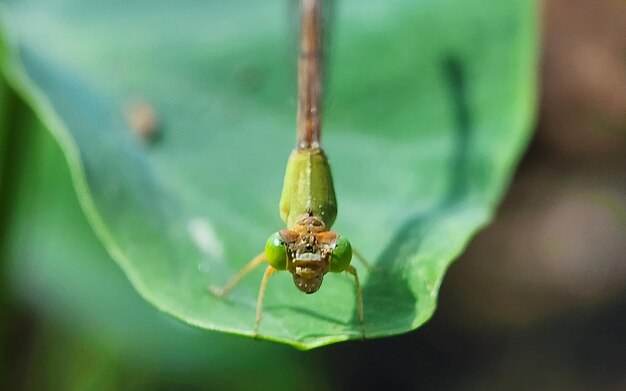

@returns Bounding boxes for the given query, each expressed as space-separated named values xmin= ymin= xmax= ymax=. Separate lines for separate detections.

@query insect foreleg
xmin=209 ymin=252 xmax=266 ymax=297
xmin=346 ymin=265 xmax=365 ymax=339
xmin=255 ymin=265 xmax=276 ymax=336
xmin=353 ymin=248 xmax=376 ymax=272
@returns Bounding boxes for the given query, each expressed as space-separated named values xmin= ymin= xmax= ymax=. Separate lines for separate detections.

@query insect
xmin=210 ymin=0 xmax=371 ymax=337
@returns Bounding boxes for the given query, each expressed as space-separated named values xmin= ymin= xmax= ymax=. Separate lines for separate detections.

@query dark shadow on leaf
xmin=265 ymin=305 xmax=348 ymax=327
xmin=355 ymin=56 xmax=472 ymax=334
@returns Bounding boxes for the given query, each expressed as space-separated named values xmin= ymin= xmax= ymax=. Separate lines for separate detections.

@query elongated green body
xmin=279 ymin=148 xmax=337 ymax=229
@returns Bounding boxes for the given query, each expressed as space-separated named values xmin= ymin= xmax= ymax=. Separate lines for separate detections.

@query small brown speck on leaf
xmin=125 ymin=101 xmax=160 ymax=144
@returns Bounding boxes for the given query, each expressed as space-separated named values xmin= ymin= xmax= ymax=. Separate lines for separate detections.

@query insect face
xmin=289 ymin=233 xmax=329 ymax=293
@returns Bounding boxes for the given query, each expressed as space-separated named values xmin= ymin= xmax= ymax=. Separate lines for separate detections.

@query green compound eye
xmin=330 ymin=235 xmax=352 ymax=272
xmin=265 ymin=232 xmax=288 ymax=270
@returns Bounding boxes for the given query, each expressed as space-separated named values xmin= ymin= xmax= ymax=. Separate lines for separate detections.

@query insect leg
xmin=255 ymin=265 xmax=276 ymax=337
xmin=353 ymin=248 xmax=376 ymax=272
xmin=209 ymin=252 xmax=266 ymax=297
xmin=346 ymin=265 xmax=365 ymax=339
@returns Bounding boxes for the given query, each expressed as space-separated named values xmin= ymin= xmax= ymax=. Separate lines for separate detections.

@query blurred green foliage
xmin=0 ymin=0 xmax=536 ymax=350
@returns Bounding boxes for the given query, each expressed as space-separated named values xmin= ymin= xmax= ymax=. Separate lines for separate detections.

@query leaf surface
xmin=0 ymin=0 xmax=537 ymax=348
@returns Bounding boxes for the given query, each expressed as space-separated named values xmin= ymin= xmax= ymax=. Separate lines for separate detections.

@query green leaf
xmin=0 ymin=0 xmax=537 ymax=348
xmin=5 ymin=108 xmax=324 ymax=387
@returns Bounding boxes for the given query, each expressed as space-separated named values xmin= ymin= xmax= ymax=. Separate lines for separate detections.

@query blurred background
xmin=1 ymin=0 xmax=626 ymax=389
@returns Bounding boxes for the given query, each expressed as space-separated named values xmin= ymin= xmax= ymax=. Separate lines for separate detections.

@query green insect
xmin=210 ymin=0 xmax=371 ymax=337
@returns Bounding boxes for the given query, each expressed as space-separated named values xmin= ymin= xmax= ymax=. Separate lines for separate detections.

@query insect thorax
xmin=279 ymin=148 xmax=337 ymax=230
